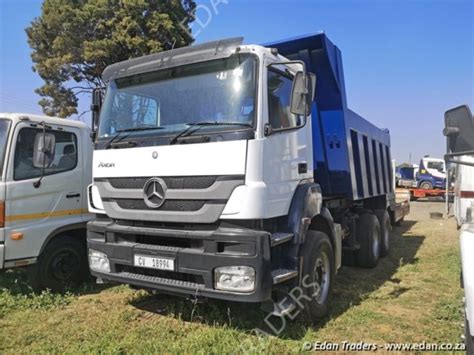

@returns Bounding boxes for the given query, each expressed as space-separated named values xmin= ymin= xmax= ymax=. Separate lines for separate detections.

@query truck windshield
xmin=98 ymin=54 xmax=257 ymax=142
xmin=0 ymin=119 xmax=11 ymax=177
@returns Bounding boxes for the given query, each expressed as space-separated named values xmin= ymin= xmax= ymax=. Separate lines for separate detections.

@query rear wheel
xmin=374 ymin=209 xmax=391 ymax=257
xmin=420 ymin=181 xmax=433 ymax=190
xmin=357 ymin=214 xmax=381 ymax=268
xmin=29 ymin=236 xmax=88 ymax=292
xmin=300 ymin=230 xmax=335 ymax=320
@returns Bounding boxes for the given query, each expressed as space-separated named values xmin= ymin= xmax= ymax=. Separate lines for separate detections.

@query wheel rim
xmin=373 ymin=225 xmax=381 ymax=259
xmin=48 ymin=249 xmax=80 ymax=282
xmin=421 ymin=182 xmax=431 ymax=190
xmin=312 ymin=251 xmax=331 ymax=304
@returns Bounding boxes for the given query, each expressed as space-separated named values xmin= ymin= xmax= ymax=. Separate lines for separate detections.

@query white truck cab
xmin=417 ymin=157 xmax=446 ymax=190
xmin=443 ymin=105 xmax=474 ymax=351
xmin=0 ymin=113 xmax=93 ymax=291
xmin=452 ymin=155 xmax=474 ymax=227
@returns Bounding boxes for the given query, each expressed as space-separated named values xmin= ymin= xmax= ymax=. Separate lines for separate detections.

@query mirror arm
xmin=264 ymin=123 xmax=273 ymax=136
xmin=33 ymin=121 xmax=47 ymax=189
xmin=91 ymin=87 xmax=105 ymax=141
xmin=267 ymin=60 xmax=307 ymax=74
xmin=446 ymin=159 xmax=474 ymax=168
xmin=445 ymin=151 xmax=474 ymax=168
xmin=445 ymin=150 xmax=474 ymax=158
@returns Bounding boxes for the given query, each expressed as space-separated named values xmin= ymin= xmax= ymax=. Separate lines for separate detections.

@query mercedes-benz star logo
xmin=143 ymin=178 xmax=167 ymax=209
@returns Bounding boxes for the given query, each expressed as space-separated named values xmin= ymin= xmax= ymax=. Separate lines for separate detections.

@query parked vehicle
xmin=417 ymin=157 xmax=446 ymax=190
xmin=444 ymin=105 xmax=474 ymax=351
xmin=395 ymin=160 xmax=449 ymax=201
xmin=0 ymin=113 xmax=92 ymax=291
xmin=86 ymin=33 xmax=409 ymax=318
xmin=396 ymin=165 xmax=418 ymax=188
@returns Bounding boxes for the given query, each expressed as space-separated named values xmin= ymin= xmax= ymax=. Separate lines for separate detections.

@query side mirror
xmin=33 ymin=132 xmax=55 ymax=168
xmin=290 ymin=71 xmax=316 ymax=117
xmin=444 ymin=105 xmax=474 ymax=153
xmin=91 ymin=88 xmax=104 ymax=139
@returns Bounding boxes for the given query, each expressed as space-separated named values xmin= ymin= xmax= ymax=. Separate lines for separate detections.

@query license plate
xmin=134 ymin=255 xmax=175 ymax=271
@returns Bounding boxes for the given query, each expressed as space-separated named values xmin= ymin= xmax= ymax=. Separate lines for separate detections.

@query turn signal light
xmin=10 ymin=232 xmax=24 ymax=241
xmin=0 ymin=201 xmax=4 ymax=228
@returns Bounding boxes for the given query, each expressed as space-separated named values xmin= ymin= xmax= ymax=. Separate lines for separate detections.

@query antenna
xmin=160 ymin=39 xmax=177 ymax=67
xmin=168 ymin=39 xmax=177 ymax=59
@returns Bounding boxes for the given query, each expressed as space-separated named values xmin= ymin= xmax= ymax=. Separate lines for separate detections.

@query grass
xmin=0 ymin=202 xmax=464 ymax=353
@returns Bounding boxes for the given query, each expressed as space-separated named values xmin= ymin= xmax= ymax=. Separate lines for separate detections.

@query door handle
xmin=66 ymin=193 xmax=81 ymax=198
xmin=298 ymin=163 xmax=308 ymax=174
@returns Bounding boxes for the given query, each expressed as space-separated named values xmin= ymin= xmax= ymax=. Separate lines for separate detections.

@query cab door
xmin=4 ymin=122 xmax=83 ymax=262
xmin=262 ymin=63 xmax=313 ymax=218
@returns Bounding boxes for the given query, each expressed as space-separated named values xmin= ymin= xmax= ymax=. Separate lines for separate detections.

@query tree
xmin=26 ymin=0 xmax=196 ymax=118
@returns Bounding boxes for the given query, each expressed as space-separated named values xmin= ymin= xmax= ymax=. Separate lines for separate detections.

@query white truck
xmin=443 ymin=105 xmax=474 ymax=351
xmin=86 ymin=34 xmax=408 ymax=319
xmin=417 ymin=156 xmax=447 ymax=190
xmin=0 ymin=113 xmax=92 ymax=291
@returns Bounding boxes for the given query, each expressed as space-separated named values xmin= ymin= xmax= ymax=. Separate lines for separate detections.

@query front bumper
xmin=87 ymin=220 xmax=273 ymax=302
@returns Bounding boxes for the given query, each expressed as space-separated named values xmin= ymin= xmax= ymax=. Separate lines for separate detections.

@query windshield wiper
xmin=169 ymin=121 xmax=252 ymax=145
xmin=116 ymin=126 xmax=165 ymax=133
xmin=104 ymin=126 xmax=165 ymax=149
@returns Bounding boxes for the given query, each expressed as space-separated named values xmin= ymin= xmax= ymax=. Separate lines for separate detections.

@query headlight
xmin=88 ymin=249 xmax=110 ymax=273
xmin=214 ymin=266 xmax=255 ymax=292
xmin=89 ymin=184 xmax=105 ymax=211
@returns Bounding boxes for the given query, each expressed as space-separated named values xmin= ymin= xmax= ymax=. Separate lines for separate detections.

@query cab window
xmin=427 ymin=161 xmax=444 ymax=172
xmin=0 ymin=119 xmax=11 ymax=178
xmin=14 ymin=128 xmax=78 ymax=181
xmin=267 ymin=69 xmax=302 ymax=130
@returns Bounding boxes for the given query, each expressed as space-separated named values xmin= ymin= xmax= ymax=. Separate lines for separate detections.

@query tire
xmin=420 ymin=181 xmax=433 ymax=190
xmin=29 ymin=236 xmax=88 ymax=292
xmin=374 ymin=209 xmax=391 ymax=257
xmin=300 ymin=230 xmax=335 ymax=320
xmin=357 ymin=214 xmax=381 ymax=268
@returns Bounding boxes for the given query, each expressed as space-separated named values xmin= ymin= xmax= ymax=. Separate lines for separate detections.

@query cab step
xmin=272 ymin=269 xmax=298 ymax=285
xmin=270 ymin=232 xmax=294 ymax=247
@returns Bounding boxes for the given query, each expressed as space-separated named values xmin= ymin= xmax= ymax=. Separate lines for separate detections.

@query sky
xmin=0 ymin=0 xmax=472 ymax=163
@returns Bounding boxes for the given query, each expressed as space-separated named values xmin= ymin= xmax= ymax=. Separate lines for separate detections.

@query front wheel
xmin=420 ymin=181 xmax=433 ymax=190
xmin=300 ymin=230 xmax=335 ymax=320
xmin=29 ymin=236 xmax=88 ymax=292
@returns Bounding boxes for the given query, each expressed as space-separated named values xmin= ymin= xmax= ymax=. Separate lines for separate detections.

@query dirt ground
xmin=0 ymin=200 xmax=465 ymax=353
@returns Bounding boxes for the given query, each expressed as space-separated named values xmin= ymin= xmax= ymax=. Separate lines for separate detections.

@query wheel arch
xmin=39 ymin=222 xmax=88 ymax=255
xmin=287 ymin=183 xmax=339 ymax=260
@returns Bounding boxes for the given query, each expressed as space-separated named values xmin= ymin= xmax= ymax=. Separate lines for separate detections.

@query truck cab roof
xmin=0 ymin=113 xmax=89 ymax=130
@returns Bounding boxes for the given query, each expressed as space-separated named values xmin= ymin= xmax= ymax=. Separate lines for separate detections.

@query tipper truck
xmin=443 ymin=105 xmax=474 ymax=350
xmin=87 ymin=33 xmax=408 ymax=318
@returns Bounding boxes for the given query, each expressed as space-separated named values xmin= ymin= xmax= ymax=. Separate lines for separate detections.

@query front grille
xmin=94 ymin=175 xmax=244 ymax=223
xmin=103 ymin=176 xmax=219 ymax=190
xmin=114 ymin=199 xmax=207 ymax=212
